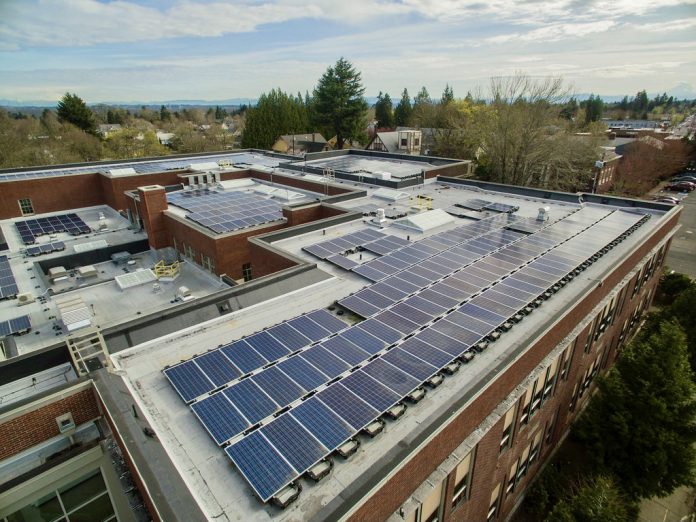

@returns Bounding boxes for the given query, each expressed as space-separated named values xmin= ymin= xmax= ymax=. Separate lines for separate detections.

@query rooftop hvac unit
xmin=17 ymin=292 xmax=35 ymax=306
xmin=56 ymin=412 xmax=75 ymax=434
xmin=537 ymin=206 xmax=550 ymax=222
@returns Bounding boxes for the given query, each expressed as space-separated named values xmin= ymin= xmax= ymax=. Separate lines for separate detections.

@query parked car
xmin=654 ymin=196 xmax=680 ymax=205
xmin=672 ymin=174 xmax=696 ymax=181
xmin=665 ymin=182 xmax=695 ymax=192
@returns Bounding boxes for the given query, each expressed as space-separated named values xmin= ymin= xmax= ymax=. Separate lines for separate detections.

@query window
xmin=545 ymin=409 xmax=558 ymax=445
xmin=487 ymin=483 xmax=502 ymax=521
xmin=569 ymin=383 xmax=579 ymax=411
xmin=528 ymin=430 xmax=543 ymax=466
xmin=415 ymin=138 xmax=420 ymax=146
xmin=519 ymin=384 xmax=534 ymax=426
xmin=542 ymin=358 xmax=558 ymax=401
xmin=183 ymin=243 xmax=195 ymax=260
xmin=530 ymin=378 xmax=543 ymax=416
xmin=5 ymin=469 xmax=116 ymax=522
xmin=401 ymin=138 xmax=408 ymax=147
xmin=560 ymin=342 xmax=575 ymax=381
xmin=506 ymin=460 xmax=518 ymax=495
xmin=583 ymin=321 xmax=594 ymax=353
xmin=18 ymin=198 xmax=34 ymax=216
xmin=500 ymin=407 xmax=515 ymax=451
xmin=421 ymin=479 xmax=444 ymax=522
xmin=452 ymin=450 xmax=473 ymax=508
xmin=632 ymin=269 xmax=643 ymax=298
xmin=201 ymin=254 xmax=215 ymax=273
xmin=516 ymin=445 xmax=531 ymax=481
xmin=242 ymin=262 xmax=252 ymax=282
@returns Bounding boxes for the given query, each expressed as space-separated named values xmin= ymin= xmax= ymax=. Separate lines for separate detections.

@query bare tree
xmin=474 ymin=73 xmax=573 ymax=187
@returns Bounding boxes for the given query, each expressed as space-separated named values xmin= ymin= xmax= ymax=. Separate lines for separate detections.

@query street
xmin=665 ymin=190 xmax=696 ymax=277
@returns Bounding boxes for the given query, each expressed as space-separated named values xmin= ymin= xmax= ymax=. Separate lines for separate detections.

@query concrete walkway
xmin=639 ymin=485 xmax=696 ymax=522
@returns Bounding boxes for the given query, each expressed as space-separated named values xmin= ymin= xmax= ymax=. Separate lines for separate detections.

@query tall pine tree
xmin=312 ymin=58 xmax=367 ymax=149
xmin=394 ymin=88 xmax=412 ymax=126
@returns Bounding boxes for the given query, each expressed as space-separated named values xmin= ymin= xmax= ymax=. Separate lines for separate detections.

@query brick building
xmin=0 ymin=149 xmax=678 ymax=522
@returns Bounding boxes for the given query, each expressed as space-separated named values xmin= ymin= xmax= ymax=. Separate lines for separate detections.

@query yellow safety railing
xmin=154 ymin=260 xmax=181 ymax=278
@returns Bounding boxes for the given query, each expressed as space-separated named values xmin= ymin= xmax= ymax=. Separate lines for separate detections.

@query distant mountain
xmin=666 ymin=82 xmax=696 ymax=99
xmin=1 ymin=84 xmax=694 ymax=109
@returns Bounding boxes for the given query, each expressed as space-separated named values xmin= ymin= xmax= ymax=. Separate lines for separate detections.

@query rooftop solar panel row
xmin=165 ymin=205 xmax=650 ymax=503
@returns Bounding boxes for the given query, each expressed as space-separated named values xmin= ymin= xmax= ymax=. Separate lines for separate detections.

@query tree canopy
xmin=546 ymin=476 xmax=637 ymax=522
xmin=573 ymin=319 xmax=696 ymax=499
xmin=241 ymin=89 xmax=310 ymax=149
xmin=56 ymin=92 xmax=97 ymax=135
xmin=312 ymin=57 xmax=367 ymax=150
xmin=394 ymin=88 xmax=412 ymax=127
xmin=374 ymin=92 xmax=394 ymax=129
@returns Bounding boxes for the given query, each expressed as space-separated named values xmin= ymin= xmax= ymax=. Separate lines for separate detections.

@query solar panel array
xmin=26 ymin=241 xmax=66 ymax=257
xmin=303 ymin=156 xmax=427 ymax=180
xmin=15 ymin=214 xmax=90 ymax=245
xmin=455 ymin=199 xmax=519 ymax=213
xmin=302 ymin=229 xmax=412 ymax=272
xmin=350 ymin=213 xmax=521 ymax=283
xmin=167 ymin=189 xmax=285 ymax=234
xmin=302 ymin=229 xmax=387 ymax=259
xmin=0 ymin=315 xmax=31 ymax=337
xmin=0 ymin=152 xmax=283 ymax=182
xmin=0 ymin=255 xmax=19 ymax=299
xmin=163 ymin=203 xmax=650 ymax=503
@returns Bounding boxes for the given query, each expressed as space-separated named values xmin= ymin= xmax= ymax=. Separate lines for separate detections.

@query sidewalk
xmin=639 ymin=485 xmax=696 ymax=522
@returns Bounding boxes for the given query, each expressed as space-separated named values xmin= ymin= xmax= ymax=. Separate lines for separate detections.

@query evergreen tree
xmin=394 ymin=88 xmax=412 ymax=126
xmin=312 ymin=57 xmax=367 ymax=149
xmin=214 ymin=106 xmax=226 ymax=121
xmin=560 ymin=97 xmax=578 ymax=120
xmin=56 ymin=92 xmax=96 ymax=135
xmin=584 ymin=94 xmax=604 ymax=124
xmin=241 ymin=88 xmax=310 ymax=149
xmin=374 ymin=92 xmax=394 ymax=128
xmin=573 ymin=319 xmax=696 ymax=499
xmin=441 ymin=84 xmax=454 ymax=105
xmin=160 ymin=105 xmax=171 ymax=121
xmin=414 ymin=86 xmax=431 ymax=108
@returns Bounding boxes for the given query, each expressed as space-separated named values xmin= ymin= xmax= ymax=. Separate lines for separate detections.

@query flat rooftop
xmin=110 ymin=178 xmax=674 ymax=521
xmin=0 ymin=151 xmax=285 ymax=182
xmin=0 ymin=206 xmax=228 ymax=356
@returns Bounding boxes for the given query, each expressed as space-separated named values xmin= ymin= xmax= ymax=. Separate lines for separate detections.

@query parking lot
xmin=663 ymin=187 xmax=696 ymax=278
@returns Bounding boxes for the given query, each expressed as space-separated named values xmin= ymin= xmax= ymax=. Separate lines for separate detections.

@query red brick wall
xmin=348 ymin=213 xmax=678 ymax=522
xmin=282 ymin=204 xmax=347 ymax=227
xmin=100 ymin=171 xmax=183 ymax=211
xmin=0 ymin=388 xmax=101 ymax=460
xmin=0 ymin=175 xmax=105 ymax=219
xmin=139 ymin=187 xmax=170 ymax=250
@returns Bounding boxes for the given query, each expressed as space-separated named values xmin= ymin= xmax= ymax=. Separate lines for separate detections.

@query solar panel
xmin=316 ymin=383 xmax=379 ymax=430
xmin=300 ymin=346 xmax=350 ymax=378
xmin=164 ymin=361 xmax=215 ymax=403
xmin=220 ymin=340 xmax=268 ymax=374
xmin=250 ymin=367 xmax=305 ymax=407
xmin=360 ymin=358 xmax=420 ymax=396
xmin=265 ymin=323 xmax=311 ymax=352
xmin=224 ymin=379 xmax=279 ymax=424
xmin=192 ymin=392 xmax=249 ymax=445
xmin=290 ymin=398 xmax=354 ymax=450
xmin=287 ymin=315 xmax=331 ymax=342
xmin=382 ymin=347 xmax=439 ymax=381
xmin=226 ymin=431 xmax=298 ymax=502
xmin=0 ymin=256 xmax=19 ymax=299
xmin=15 ymin=214 xmax=90 ymax=245
xmin=326 ymin=254 xmax=359 ymax=270
xmin=260 ymin=414 xmax=328 ymax=473
xmin=194 ymin=351 xmax=241 ymax=387
xmin=321 ymin=336 xmax=370 ymax=366
xmin=277 ymin=356 xmax=330 ymax=391
xmin=340 ymin=371 xmax=400 ymax=411
xmin=26 ymin=241 xmax=66 ymax=256
xmin=0 ymin=315 xmax=31 ymax=337
xmin=245 ymin=332 xmax=290 ymax=361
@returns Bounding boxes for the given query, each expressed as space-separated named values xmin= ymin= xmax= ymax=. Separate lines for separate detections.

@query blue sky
xmin=0 ymin=0 xmax=695 ymax=103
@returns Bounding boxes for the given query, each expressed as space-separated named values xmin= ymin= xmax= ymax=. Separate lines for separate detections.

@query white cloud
xmin=2 ymin=0 xmax=694 ymax=49
xmin=487 ymin=20 xmax=617 ymax=44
